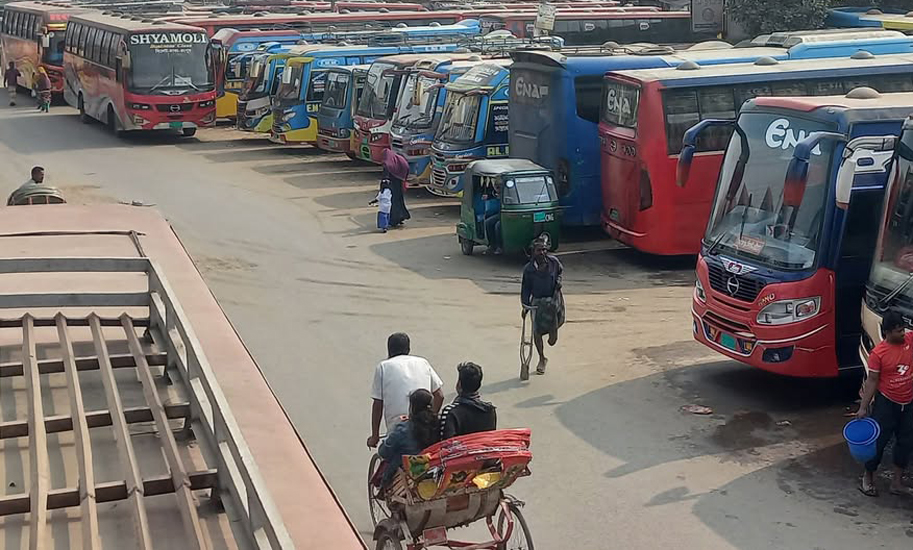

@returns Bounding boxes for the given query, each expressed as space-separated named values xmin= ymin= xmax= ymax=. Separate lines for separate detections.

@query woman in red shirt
xmin=856 ymin=310 xmax=913 ymax=497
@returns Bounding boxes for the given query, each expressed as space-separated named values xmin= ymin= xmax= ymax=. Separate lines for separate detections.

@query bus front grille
xmin=706 ymin=263 xmax=765 ymax=303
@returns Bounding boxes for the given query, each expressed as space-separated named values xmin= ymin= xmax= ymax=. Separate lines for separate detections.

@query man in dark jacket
xmin=440 ymin=362 xmax=497 ymax=440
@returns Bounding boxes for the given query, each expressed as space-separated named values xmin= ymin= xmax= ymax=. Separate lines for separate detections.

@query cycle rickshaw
xmin=368 ymin=429 xmax=534 ymax=550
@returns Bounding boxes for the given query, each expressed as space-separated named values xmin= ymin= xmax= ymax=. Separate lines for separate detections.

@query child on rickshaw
xmin=378 ymin=389 xmax=440 ymax=486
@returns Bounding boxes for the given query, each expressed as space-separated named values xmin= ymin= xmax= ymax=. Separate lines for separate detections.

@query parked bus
xmin=299 ymin=19 xmax=481 ymax=44
xmin=162 ymin=11 xmax=472 ymax=36
xmin=429 ymin=60 xmax=511 ymax=196
xmin=858 ymin=116 xmax=913 ymax=366
xmin=601 ymin=48 xmax=913 ymax=254
xmin=390 ymin=56 xmax=504 ymax=186
xmin=353 ymin=52 xmax=475 ymax=162
xmin=236 ymin=48 xmax=293 ymax=133
xmin=63 ymin=13 xmax=216 ymax=136
xmin=270 ymin=43 xmax=456 ymax=145
xmin=211 ymin=28 xmax=302 ymax=118
xmin=0 ymin=2 xmax=91 ymax=95
xmin=480 ymin=8 xmax=714 ymax=46
xmin=681 ymin=88 xmax=913 ymax=377
xmin=316 ymin=64 xmax=369 ymax=156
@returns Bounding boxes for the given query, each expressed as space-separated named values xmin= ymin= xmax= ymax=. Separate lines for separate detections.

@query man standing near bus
xmin=855 ymin=310 xmax=913 ymax=497
xmin=4 ymin=62 xmax=20 ymax=106
xmin=521 ymin=235 xmax=565 ymax=379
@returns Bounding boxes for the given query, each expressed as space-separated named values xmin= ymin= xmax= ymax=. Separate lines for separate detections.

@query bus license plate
xmin=533 ymin=211 xmax=554 ymax=223
xmin=169 ymin=121 xmax=183 ymax=129
xmin=361 ymin=142 xmax=371 ymax=159
xmin=719 ymin=333 xmax=738 ymax=351
xmin=609 ymin=208 xmax=620 ymax=221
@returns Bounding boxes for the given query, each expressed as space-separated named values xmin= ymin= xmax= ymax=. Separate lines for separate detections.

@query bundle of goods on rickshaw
xmin=401 ymin=429 xmax=532 ymax=502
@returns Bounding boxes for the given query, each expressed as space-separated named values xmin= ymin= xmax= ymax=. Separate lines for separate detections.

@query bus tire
xmin=374 ymin=530 xmax=403 ymax=550
xmin=107 ymin=105 xmax=123 ymax=137
xmin=78 ymin=95 xmax=90 ymax=124
xmin=182 ymin=128 xmax=197 ymax=137
xmin=460 ymin=237 xmax=474 ymax=256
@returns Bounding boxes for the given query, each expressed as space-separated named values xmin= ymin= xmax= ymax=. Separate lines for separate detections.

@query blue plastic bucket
xmin=844 ymin=418 xmax=881 ymax=463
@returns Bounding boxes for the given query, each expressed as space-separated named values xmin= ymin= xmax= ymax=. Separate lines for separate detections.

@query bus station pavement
xmin=0 ymin=101 xmax=908 ymax=549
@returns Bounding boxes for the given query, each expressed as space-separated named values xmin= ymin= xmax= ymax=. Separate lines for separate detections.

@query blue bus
xmin=270 ymin=43 xmax=458 ymax=145
xmin=316 ymin=64 xmax=369 ymax=158
xmin=686 ymin=88 xmax=913 ymax=376
xmin=429 ymin=61 xmax=511 ymax=196
xmin=509 ymin=30 xmax=913 ymax=226
xmin=236 ymin=48 xmax=294 ymax=133
xmin=825 ymin=6 xmax=909 ymax=29
xmin=299 ymin=19 xmax=482 ymax=44
xmin=213 ymin=29 xmax=304 ymax=119
xmin=389 ymin=56 xmax=505 ymax=186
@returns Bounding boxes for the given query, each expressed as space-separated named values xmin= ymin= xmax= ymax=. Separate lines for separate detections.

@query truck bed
xmin=0 ymin=205 xmax=366 ymax=550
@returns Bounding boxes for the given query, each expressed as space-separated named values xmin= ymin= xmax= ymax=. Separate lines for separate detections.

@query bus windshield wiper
xmin=705 ymin=229 xmax=728 ymax=256
xmin=148 ymin=73 xmax=175 ymax=93
xmin=879 ymin=271 xmax=913 ymax=311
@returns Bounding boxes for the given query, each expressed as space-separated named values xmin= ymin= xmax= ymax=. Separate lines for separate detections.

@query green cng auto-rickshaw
xmin=456 ymin=159 xmax=562 ymax=256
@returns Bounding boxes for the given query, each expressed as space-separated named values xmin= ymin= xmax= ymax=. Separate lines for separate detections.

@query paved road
xmin=1 ymin=99 xmax=911 ymax=549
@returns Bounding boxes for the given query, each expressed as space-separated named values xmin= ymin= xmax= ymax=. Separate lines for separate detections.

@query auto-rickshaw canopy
xmin=462 ymin=159 xmax=557 ymax=207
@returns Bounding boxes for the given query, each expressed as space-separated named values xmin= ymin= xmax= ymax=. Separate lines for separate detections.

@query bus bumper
xmin=691 ymin=259 xmax=839 ymax=377
xmin=317 ymin=135 xmax=352 ymax=154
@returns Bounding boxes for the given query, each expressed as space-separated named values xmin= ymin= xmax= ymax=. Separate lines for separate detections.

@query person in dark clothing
xmin=521 ymin=235 xmax=565 ymax=379
xmin=4 ymin=61 xmax=20 ymax=106
xmin=378 ymin=388 xmax=439 ymax=485
xmin=35 ymin=67 xmax=51 ymax=112
xmin=440 ymin=362 xmax=497 ymax=440
xmin=383 ymin=149 xmax=411 ymax=227
xmin=856 ymin=310 xmax=913 ymax=497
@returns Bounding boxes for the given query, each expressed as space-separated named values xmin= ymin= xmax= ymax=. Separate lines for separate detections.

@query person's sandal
xmin=535 ymin=358 xmax=548 ymax=375
xmin=859 ymin=480 xmax=878 ymax=497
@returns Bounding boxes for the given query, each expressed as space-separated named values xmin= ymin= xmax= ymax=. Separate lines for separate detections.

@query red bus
xmin=600 ymin=53 xmax=913 ymax=255
xmin=162 ymin=10 xmax=474 ymax=36
xmin=478 ymin=8 xmax=710 ymax=45
xmin=0 ymin=1 xmax=91 ymax=95
xmin=63 ymin=13 xmax=216 ymax=136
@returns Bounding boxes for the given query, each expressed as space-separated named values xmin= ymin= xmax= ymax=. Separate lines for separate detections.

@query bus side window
xmin=696 ymin=87 xmax=735 ymax=152
xmin=809 ymin=79 xmax=843 ymax=96
xmin=77 ymin=25 xmax=87 ymax=57
xmin=95 ymin=31 xmax=106 ymax=65
xmin=663 ymin=89 xmax=699 ymax=155
xmin=14 ymin=12 xmax=22 ymax=37
xmin=868 ymin=74 xmax=913 ymax=93
xmin=86 ymin=27 xmax=98 ymax=62
xmin=573 ymin=75 xmax=602 ymax=124
xmin=772 ymin=81 xmax=807 ymax=96
xmin=734 ymin=84 xmax=771 ymax=107
xmin=25 ymin=14 xmax=33 ymax=39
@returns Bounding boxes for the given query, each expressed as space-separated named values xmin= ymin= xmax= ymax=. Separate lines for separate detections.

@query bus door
xmin=833 ymin=121 xmax=902 ymax=367
xmin=211 ymin=40 xmax=226 ymax=98
xmin=485 ymin=99 xmax=509 ymax=156
xmin=509 ymin=63 xmax=560 ymax=186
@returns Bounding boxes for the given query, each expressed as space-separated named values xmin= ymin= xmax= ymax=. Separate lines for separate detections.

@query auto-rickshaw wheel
xmin=460 ymin=237 xmax=474 ymax=256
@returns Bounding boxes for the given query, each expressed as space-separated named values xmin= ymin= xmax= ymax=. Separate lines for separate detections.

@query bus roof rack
xmin=846 ymin=86 xmax=881 ymax=99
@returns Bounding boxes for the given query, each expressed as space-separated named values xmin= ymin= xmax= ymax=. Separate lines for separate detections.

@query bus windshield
xmin=242 ymin=57 xmax=266 ymax=95
xmin=869 ymin=129 xmax=913 ymax=308
xmin=128 ymin=33 xmax=212 ymax=94
xmin=393 ymin=73 xmax=440 ymax=130
xmin=43 ymin=32 xmax=66 ymax=65
xmin=321 ymin=71 xmax=350 ymax=109
xmin=436 ymin=92 xmax=480 ymax=144
xmin=357 ymin=61 xmax=396 ymax=119
xmin=704 ymin=112 xmax=837 ymax=271
xmin=276 ymin=62 xmax=302 ymax=100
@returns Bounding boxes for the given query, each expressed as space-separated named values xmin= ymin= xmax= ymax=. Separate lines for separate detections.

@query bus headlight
xmin=282 ymin=111 xmax=296 ymax=122
xmin=253 ymin=106 xmax=270 ymax=117
xmin=695 ymin=278 xmax=706 ymax=303
xmin=129 ymin=103 xmax=151 ymax=110
xmin=757 ymin=297 xmax=820 ymax=325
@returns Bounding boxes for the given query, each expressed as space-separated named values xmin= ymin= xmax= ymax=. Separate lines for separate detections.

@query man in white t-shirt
xmin=367 ymin=332 xmax=444 ymax=448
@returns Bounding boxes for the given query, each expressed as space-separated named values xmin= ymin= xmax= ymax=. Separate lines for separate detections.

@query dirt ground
xmin=0 ymin=100 xmax=910 ymax=549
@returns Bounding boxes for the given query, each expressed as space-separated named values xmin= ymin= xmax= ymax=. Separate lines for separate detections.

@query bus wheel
xmin=78 ymin=95 xmax=90 ymax=124
xmin=460 ymin=237 xmax=474 ymax=256
xmin=182 ymin=128 xmax=197 ymax=137
xmin=107 ymin=106 xmax=123 ymax=137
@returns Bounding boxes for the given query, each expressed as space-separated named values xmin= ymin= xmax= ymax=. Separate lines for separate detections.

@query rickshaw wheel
xmin=368 ymin=454 xmax=391 ymax=527
xmin=375 ymin=529 xmax=405 ymax=550
xmin=496 ymin=501 xmax=534 ymax=550
xmin=459 ymin=237 xmax=474 ymax=256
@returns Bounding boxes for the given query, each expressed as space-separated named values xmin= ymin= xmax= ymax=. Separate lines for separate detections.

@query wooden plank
xmin=56 ymin=314 xmax=101 ymax=550
xmin=122 ymin=314 xmax=208 ymax=550
xmin=0 ymin=470 xmax=219 ymax=517
xmin=22 ymin=315 xmax=49 ymax=550
xmin=0 ymin=403 xmax=191 ymax=440
xmin=89 ymin=314 xmax=153 ymax=550
xmin=0 ymin=351 xmax=167 ymax=378
xmin=0 ymin=316 xmax=150 ymax=329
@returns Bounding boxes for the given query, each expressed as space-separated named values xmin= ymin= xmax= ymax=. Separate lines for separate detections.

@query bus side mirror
xmin=121 ymin=51 xmax=131 ymax=69
xmin=676 ymin=118 xmax=734 ymax=187
xmin=40 ymin=34 xmax=50 ymax=49
xmin=835 ymin=135 xmax=897 ymax=208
